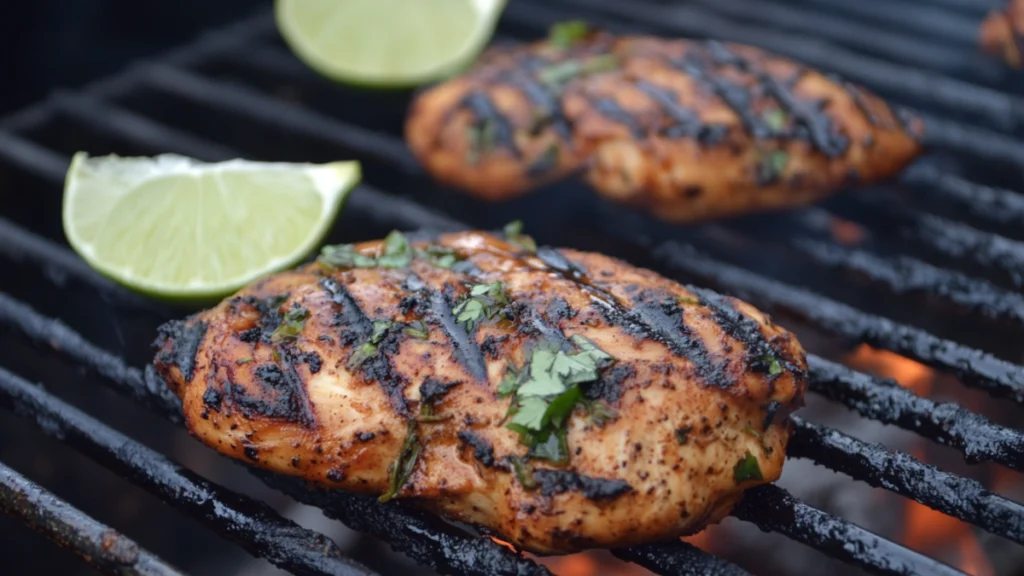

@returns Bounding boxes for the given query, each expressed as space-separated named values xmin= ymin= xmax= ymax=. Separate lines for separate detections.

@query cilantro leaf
xmin=318 ymin=244 xmax=378 ymax=269
xmin=763 ymin=109 xmax=787 ymax=132
xmin=548 ymin=20 xmax=589 ymax=48
xmin=508 ymin=397 xmax=549 ymax=431
xmin=379 ymin=420 xmax=421 ymax=502
xmin=452 ymin=281 xmax=510 ymax=332
xmin=376 ymin=230 xmax=414 ymax=268
xmin=733 ymin=451 xmax=763 ymax=482
xmin=405 ymin=320 xmax=429 ymax=339
xmin=270 ymin=305 xmax=310 ymax=343
xmin=497 ymin=362 xmax=523 ymax=397
xmin=347 ymin=320 xmax=393 ymax=369
xmin=415 ymin=245 xmax=459 ymax=268
xmin=530 ymin=429 xmax=569 ymax=464
xmin=503 ymin=220 xmax=538 ymax=252
xmin=544 ymin=386 xmax=582 ymax=428
xmin=510 ymin=457 xmax=538 ymax=490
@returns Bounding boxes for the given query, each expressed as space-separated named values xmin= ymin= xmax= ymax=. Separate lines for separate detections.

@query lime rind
xmin=275 ymin=0 xmax=507 ymax=89
xmin=62 ymin=152 xmax=361 ymax=303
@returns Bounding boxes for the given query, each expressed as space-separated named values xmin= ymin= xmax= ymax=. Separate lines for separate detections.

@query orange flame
xmin=843 ymin=344 xmax=934 ymax=395
xmin=828 ymin=216 xmax=867 ymax=246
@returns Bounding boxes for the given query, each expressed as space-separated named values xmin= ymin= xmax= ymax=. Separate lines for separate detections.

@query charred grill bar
xmin=0 ymin=1 xmax=1022 ymax=575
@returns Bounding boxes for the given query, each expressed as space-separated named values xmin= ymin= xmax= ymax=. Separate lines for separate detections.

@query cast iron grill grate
xmin=1 ymin=1 xmax=1022 ymax=575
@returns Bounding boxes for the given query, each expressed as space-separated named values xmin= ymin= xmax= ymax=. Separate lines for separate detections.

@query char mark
xmin=623 ymin=292 xmax=733 ymax=388
xmin=634 ymin=80 xmax=701 ymax=138
xmin=761 ymin=75 xmax=849 ymax=157
xmin=589 ymin=96 xmax=645 ymax=138
xmin=428 ymin=291 xmax=489 ymax=382
xmin=688 ymin=286 xmax=802 ymax=380
xmin=458 ymin=430 xmax=499 ymax=468
xmin=420 ymin=378 xmax=460 ymax=405
xmin=546 ymin=297 xmax=578 ymax=321
xmin=585 ymin=364 xmax=635 ymax=404
xmin=461 ymin=92 xmax=519 ymax=155
xmin=154 ymin=319 xmax=207 ymax=382
xmin=672 ymin=54 xmax=768 ymax=140
xmin=504 ymin=70 xmax=573 ymax=140
xmin=536 ymin=247 xmax=587 ymax=281
xmin=320 ymin=277 xmax=372 ymax=341
xmin=532 ymin=469 xmax=633 ymax=501
xmin=227 ymin=350 xmax=316 ymax=426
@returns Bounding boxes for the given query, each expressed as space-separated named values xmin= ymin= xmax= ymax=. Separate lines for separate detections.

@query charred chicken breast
xmin=154 ymin=229 xmax=808 ymax=554
xmin=405 ymin=24 xmax=924 ymax=223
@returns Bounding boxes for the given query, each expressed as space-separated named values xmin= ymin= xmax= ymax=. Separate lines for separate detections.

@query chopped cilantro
xmin=270 ymin=305 xmax=310 ymax=343
xmin=501 ymin=337 xmax=616 ymax=467
xmin=537 ymin=54 xmax=620 ymax=88
xmin=318 ymin=230 xmax=412 ymax=269
xmin=453 ymin=281 xmax=510 ymax=332
xmin=763 ymin=109 xmax=787 ymax=132
xmin=757 ymin=150 xmax=789 ymax=184
xmin=548 ymin=20 xmax=589 ymax=48
xmin=347 ymin=320 xmax=393 ymax=369
xmin=510 ymin=457 xmax=538 ymax=490
xmin=379 ymin=420 xmax=421 ymax=502
xmin=376 ymin=230 xmax=414 ymax=268
xmin=503 ymin=220 xmax=538 ymax=252
xmin=405 ymin=320 xmax=429 ymax=339
xmin=467 ymin=119 xmax=498 ymax=165
xmin=734 ymin=451 xmax=763 ymax=482
xmin=678 ymin=296 xmax=699 ymax=306
xmin=415 ymin=245 xmax=459 ymax=268
xmin=236 ymin=357 xmax=252 ymax=365
xmin=744 ymin=425 xmax=762 ymax=439
xmin=675 ymin=425 xmax=693 ymax=445
xmin=318 ymin=244 xmax=378 ymax=269
xmin=762 ymin=355 xmax=783 ymax=376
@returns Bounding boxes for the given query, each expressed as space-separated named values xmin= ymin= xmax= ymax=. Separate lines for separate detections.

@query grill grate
xmin=0 ymin=1 xmax=1022 ymax=575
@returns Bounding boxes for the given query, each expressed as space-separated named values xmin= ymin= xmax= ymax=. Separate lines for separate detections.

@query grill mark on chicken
xmin=532 ymin=469 xmax=633 ymax=501
xmin=320 ymin=277 xmax=372 ymax=344
xmin=589 ymin=95 xmax=645 ymax=138
xmin=428 ymin=290 xmax=490 ymax=382
xmin=690 ymin=287 xmax=805 ymax=382
xmin=585 ymin=363 xmax=636 ymax=404
xmin=502 ymin=69 xmax=572 ymax=140
xmin=627 ymin=291 xmax=733 ymax=389
xmin=420 ymin=377 xmax=460 ymax=404
xmin=671 ymin=54 xmax=769 ymax=140
xmin=153 ymin=320 xmax=207 ymax=383
xmin=761 ymin=74 xmax=848 ymax=157
xmin=634 ymin=80 xmax=701 ymax=137
xmin=458 ymin=430 xmax=499 ymax=468
xmin=240 ymin=353 xmax=316 ymax=426
xmin=461 ymin=92 xmax=519 ymax=156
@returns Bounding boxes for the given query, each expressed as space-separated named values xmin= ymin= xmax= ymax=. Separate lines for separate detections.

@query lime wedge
xmin=274 ymin=0 xmax=507 ymax=88
xmin=62 ymin=152 xmax=361 ymax=302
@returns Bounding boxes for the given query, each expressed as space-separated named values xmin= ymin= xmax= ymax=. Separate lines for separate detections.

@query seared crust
xmin=405 ymin=31 xmax=924 ymax=222
xmin=154 ymin=231 xmax=808 ymax=554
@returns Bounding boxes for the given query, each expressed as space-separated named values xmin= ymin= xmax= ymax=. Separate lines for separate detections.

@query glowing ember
xmin=842 ymin=344 xmax=934 ymax=395
xmin=827 ymin=216 xmax=867 ymax=246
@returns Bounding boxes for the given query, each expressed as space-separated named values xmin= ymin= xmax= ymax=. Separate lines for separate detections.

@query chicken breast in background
xmin=981 ymin=0 xmax=1024 ymax=68
xmin=153 ymin=228 xmax=808 ymax=554
xmin=570 ymin=37 xmax=925 ymax=223
xmin=404 ymin=29 xmax=618 ymax=200
xmin=404 ymin=23 xmax=925 ymax=223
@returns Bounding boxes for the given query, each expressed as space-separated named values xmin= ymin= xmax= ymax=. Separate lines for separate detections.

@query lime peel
xmin=275 ymin=0 xmax=508 ymax=89
xmin=62 ymin=152 xmax=361 ymax=302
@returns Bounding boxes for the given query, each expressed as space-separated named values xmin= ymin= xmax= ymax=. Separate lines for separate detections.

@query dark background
xmin=0 ymin=1 xmax=261 ymax=117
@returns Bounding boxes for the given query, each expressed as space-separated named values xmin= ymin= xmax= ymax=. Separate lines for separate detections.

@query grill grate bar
xmin=653 ymin=241 xmax=1024 ymax=403
xmin=902 ymin=165 xmax=1024 ymax=233
xmin=0 ymin=366 xmax=378 ymax=576
xmin=791 ymin=237 xmax=1024 ymax=329
xmin=0 ymin=285 xmax=994 ymax=575
xmin=0 ymin=459 xmax=184 ymax=576
xmin=0 ymin=130 xmax=72 ymax=181
xmin=610 ymin=542 xmax=749 ymax=576
xmin=680 ymin=0 xmax=984 ymax=76
xmin=52 ymin=92 xmax=238 ymax=161
xmin=524 ymin=0 xmax=1024 ymax=130
xmin=795 ymin=199 xmax=1024 ymax=292
xmin=789 ymin=416 xmax=1024 ymax=544
xmin=807 ymin=355 xmax=1024 ymax=471
xmin=734 ymin=484 xmax=965 ymax=576
xmin=140 ymin=63 xmax=420 ymax=173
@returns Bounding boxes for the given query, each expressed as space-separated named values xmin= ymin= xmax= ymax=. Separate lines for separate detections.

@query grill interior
xmin=1 ymin=0 xmax=1023 ymax=575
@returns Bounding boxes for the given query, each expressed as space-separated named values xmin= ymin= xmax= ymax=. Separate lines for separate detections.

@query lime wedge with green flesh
xmin=275 ymin=0 xmax=507 ymax=89
xmin=62 ymin=152 xmax=361 ymax=302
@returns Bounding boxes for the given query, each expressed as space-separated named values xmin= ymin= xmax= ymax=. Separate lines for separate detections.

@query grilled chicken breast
xmin=405 ymin=26 xmax=924 ymax=223
xmin=981 ymin=0 xmax=1024 ymax=68
xmin=153 ymin=229 xmax=808 ymax=554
